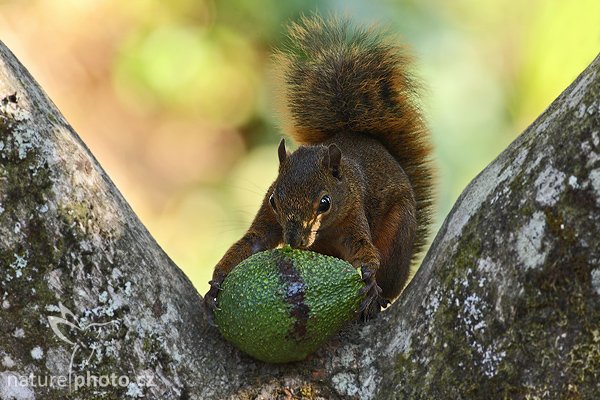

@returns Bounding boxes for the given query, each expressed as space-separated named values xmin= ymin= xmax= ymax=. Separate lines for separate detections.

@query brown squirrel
xmin=205 ymin=15 xmax=434 ymax=321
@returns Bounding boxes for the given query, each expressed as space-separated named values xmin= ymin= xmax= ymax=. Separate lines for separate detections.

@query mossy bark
xmin=1 ymin=41 xmax=599 ymax=399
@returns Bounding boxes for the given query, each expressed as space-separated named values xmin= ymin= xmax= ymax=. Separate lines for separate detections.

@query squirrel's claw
xmin=359 ymin=266 xmax=389 ymax=321
xmin=204 ymin=274 xmax=226 ymax=327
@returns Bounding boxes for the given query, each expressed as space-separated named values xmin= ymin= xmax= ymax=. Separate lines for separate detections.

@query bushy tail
xmin=276 ymin=15 xmax=435 ymax=263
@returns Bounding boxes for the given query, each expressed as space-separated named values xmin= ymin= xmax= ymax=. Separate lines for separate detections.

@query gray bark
xmin=0 ymin=40 xmax=599 ymax=399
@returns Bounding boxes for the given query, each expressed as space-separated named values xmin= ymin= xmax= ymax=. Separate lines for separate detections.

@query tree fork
xmin=1 ymin=42 xmax=599 ymax=399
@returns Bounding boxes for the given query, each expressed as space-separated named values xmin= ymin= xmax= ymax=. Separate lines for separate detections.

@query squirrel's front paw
xmin=204 ymin=272 xmax=226 ymax=327
xmin=359 ymin=266 xmax=390 ymax=321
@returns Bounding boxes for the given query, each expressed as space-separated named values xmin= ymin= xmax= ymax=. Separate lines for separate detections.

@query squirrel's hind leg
xmin=373 ymin=201 xmax=417 ymax=302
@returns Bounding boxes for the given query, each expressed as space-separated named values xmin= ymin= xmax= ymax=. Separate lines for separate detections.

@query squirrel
xmin=204 ymin=15 xmax=434 ymax=321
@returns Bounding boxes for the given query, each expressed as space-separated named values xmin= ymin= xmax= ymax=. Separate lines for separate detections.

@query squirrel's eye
xmin=317 ymin=195 xmax=331 ymax=214
xmin=269 ymin=193 xmax=277 ymax=211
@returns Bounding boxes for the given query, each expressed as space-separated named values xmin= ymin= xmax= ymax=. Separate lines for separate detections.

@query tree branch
xmin=1 ymin=40 xmax=599 ymax=399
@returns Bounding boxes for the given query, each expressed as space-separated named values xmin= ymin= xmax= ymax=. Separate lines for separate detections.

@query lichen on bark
xmin=379 ymin=54 xmax=600 ymax=399
xmin=0 ymin=47 xmax=213 ymax=399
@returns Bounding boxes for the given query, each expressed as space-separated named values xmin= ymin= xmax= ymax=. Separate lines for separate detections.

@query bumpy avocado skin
xmin=214 ymin=247 xmax=363 ymax=363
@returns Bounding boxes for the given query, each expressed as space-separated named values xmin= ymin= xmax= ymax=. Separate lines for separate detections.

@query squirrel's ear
xmin=278 ymin=138 xmax=287 ymax=164
xmin=324 ymin=144 xmax=342 ymax=179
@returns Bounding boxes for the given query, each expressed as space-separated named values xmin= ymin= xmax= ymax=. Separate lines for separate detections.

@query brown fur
xmin=205 ymin=16 xmax=434 ymax=317
xmin=276 ymin=15 xmax=434 ymax=271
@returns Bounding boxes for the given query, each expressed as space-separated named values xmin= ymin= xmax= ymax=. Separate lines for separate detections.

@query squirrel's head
xmin=269 ymin=139 xmax=347 ymax=249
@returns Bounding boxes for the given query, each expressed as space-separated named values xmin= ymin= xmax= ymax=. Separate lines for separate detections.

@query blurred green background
xmin=1 ymin=0 xmax=598 ymax=294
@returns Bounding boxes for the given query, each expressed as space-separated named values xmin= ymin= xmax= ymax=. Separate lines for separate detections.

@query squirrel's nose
xmin=283 ymin=231 xmax=307 ymax=248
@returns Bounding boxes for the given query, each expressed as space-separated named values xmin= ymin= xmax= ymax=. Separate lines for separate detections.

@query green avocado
xmin=214 ymin=246 xmax=364 ymax=363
